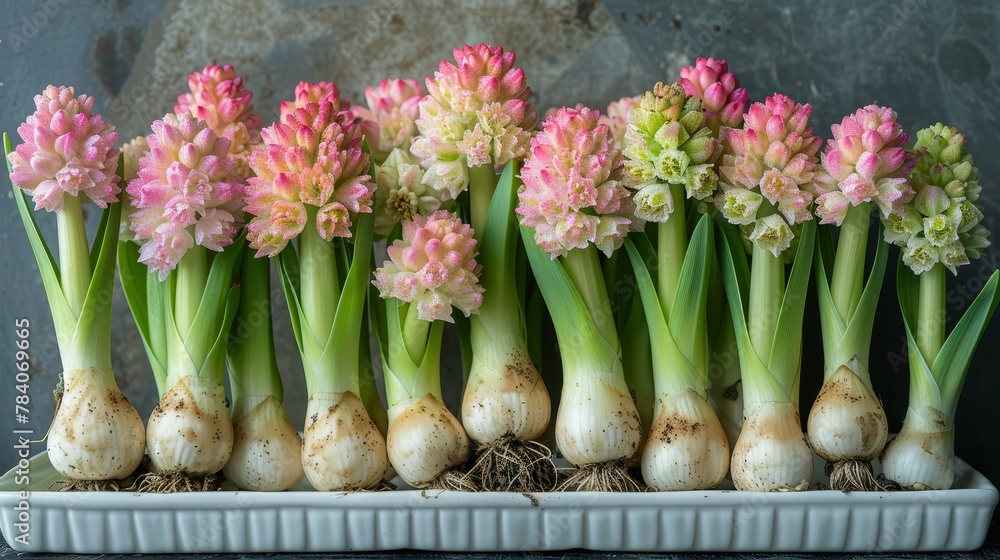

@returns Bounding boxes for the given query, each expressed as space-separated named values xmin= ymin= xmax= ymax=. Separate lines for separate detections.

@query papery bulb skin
xmin=223 ymin=395 xmax=304 ymax=491
xmin=731 ymin=400 xmax=813 ymax=492
xmin=302 ymin=392 xmax=388 ymax=491
xmin=556 ymin=371 xmax=642 ymax=467
xmin=641 ymin=388 xmax=729 ymax=491
xmin=47 ymin=368 xmax=145 ymax=481
xmin=807 ymin=365 xmax=888 ymax=462
xmin=8 ymin=85 xmax=120 ymax=212
xmin=881 ymin=406 xmax=955 ymax=490
xmin=462 ymin=333 xmax=550 ymax=444
xmin=146 ymin=376 xmax=234 ymax=475
xmin=386 ymin=394 xmax=470 ymax=488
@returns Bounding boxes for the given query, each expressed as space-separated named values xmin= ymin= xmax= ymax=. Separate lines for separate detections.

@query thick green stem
xmin=748 ymin=242 xmax=784 ymax=365
xmin=57 ymin=196 xmax=91 ymax=318
xmin=830 ymin=202 xmax=870 ymax=323
xmin=401 ymin=301 xmax=430 ymax=365
xmin=229 ymin=253 xmax=282 ymax=403
xmin=562 ymin=245 xmax=619 ymax=352
xmin=657 ymin=183 xmax=688 ymax=319
xmin=469 ymin=163 xmax=499 ymax=240
xmin=299 ymin=210 xmax=340 ymax=346
xmin=175 ymin=243 xmax=208 ymax=339
xmin=918 ymin=263 xmax=947 ymax=365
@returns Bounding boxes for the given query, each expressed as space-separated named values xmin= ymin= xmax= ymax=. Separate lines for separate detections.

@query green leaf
xmin=834 ymin=230 xmax=888 ymax=374
xmin=67 ymin=198 xmax=121 ymax=371
xmin=184 ymin=236 xmax=246 ymax=374
xmin=896 ymin=258 xmax=942 ymax=410
xmin=472 ymin=161 xmax=525 ymax=345
xmin=519 ymin=225 xmax=617 ymax=373
xmin=202 ymin=284 xmax=242 ymax=382
xmin=814 ymin=227 xmax=845 ymax=367
xmin=275 ymin=242 xmax=305 ymax=353
xmin=117 ymin=240 xmax=168 ymax=393
xmin=766 ymin=219 xmax=816 ymax=396
xmin=5 ymin=133 xmax=75 ymax=353
xmin=716 ymin=218 xmax=785 ymax=403
xmin=667 ymin=214 xmax=714 ymax=376
xmin=624 ymin=234 xmax=701 ymax=394
xmin=935 ymin=270 xmax=1000 ymax=417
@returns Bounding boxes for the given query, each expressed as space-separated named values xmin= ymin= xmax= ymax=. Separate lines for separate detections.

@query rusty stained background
xmin=0 ymin=0 xmax=999 ymax=486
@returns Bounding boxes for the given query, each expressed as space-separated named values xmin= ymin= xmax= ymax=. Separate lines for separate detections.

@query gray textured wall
xmin=1 ymin=0 xmax=998 ymax=484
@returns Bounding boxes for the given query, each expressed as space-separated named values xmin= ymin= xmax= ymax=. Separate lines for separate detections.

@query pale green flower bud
xmin=913 ymin=185 xmax=951 ymax=216
xmin=633 ymin=182 xmax=675 ymax=222
xmin=923 ymin=214 xmax=960 ymax=248
xmin=749 ymin=213 xmax=794 ymax=258
xmin=718 ymin=187 xmax=763 ymax=225
xmin=902 ymin=237 xmax=940 ymax=275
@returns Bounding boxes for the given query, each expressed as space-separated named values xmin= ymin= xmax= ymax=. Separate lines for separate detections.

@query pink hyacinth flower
xmin=9 ymin=85 xmax=120 ymax=212
xmin=815 ymin=105 xmax=915 ymax=225
xmin=373 ymin=210 xmax=484 ymax=322
xmin=716 ymin=93 xmax=822 ymax=256
xmin=175 ymin=64 xmax=261 ymax=139
xmin=278 ymin=81 xmax=341 ymax=122
xmin=600 ymin=95 xmax=641 ymax=147
xmin=245 ymin=82 xmax=375 ymax=257
xmin=517 ymin=106 xmax=636 ymax=259
xmin=351 ymin=78 xmax=423 ymax=155
xmin=679 ymin=57 xmax=749 ymax=132
xmin=127 ymin=113 xmax=244 ymax=279
xmin=411 ymin=44 xmax=539 ymax=196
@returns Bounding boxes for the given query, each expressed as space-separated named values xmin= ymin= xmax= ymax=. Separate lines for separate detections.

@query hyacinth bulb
xmin=47 ymin=368 xmax=146 ymax=483
xmin=246 ymin=83 xmax=375 ymax=257
xmin=679 ymin=57 xmax=749 ymax=134
xmin=373 ymin=209 xmax=484 ymax=322
xmin=411 ymin=43 xmax=539 ymax=197
xmin=224 ymin=395 xmax=304 ymax=491
xmin=351 ymin=78 xmax=423 ymax=156
xmin=881 ymin=406 xmax=956 ymax=490
xmin=302 ymin=392 xmax=388 ymax=491
xmin=127 ymin=113 xmax=244 ymax=279
xmin=731 ymin=400 xmax=813 ymax=492
xmin=814 ymin=105 xmax=915 ymax=226
xmin=882 ymin=123 xmax=989 ymax=274
xmin=517 ymin=106 xmax=637 ymax=258
xmin=8 ymin=85 xmax=120 ymax=212
xmin=623 ymin=81 xmax=718 ymax=221
xmin=715 ymin=93 xmax=822 ymax=257
xmin=146 ymin=376 xmax=234 ymax=475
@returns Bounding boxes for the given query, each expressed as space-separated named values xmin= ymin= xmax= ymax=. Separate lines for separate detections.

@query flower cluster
xmin=374 ymin=148 xmax=450 ymax=236
xmin=119 ymin=135 xmax=149 ymax=241
xmin=623 ymin=82 xmax=718 ymax=222
xmin=351 ymin=79 xmax=423 ymax=156
xmin=373 ymin=210 xmax=484 ymax=322
xmin=411 ymin=44 xmax=539 ymax=197
xmin=245 ymin=83 xmax=375 ymax=257
xmin=884 ymin=124 xmax=989 ymax=274
xmin=175 ymin=64 xmax=261 ymax=141
xmin=716 ymin=94 xmax=822 ymax=257
xmin=679 ymin=57 xmax=749 ymax=134
xmin=174 ymin=64 xmax=261 ymax=179
xmin=279 ymin=81 xmax=340 ymax=122
xmin=127 ymin=114 xmax=243 ymax=278
xmin=601 ymin=95 xmax=641 ymax=148
xmin=517 ymin=106 xmax=636 ymax=258
xmin=8 ymin=85 xmax=120 ymax=212
xmin=814 ymin=106 xmax=915 ymax=226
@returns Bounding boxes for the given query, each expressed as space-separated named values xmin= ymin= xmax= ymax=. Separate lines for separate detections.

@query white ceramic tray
xmin=0 ymin=451 xmax=995 ymax=554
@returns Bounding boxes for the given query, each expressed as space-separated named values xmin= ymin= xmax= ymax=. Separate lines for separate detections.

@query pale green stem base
xmin=830 ymin=202 xmax=870 ymax=324
xmin=748 ymin=242 xmax=784 ymax=365
xmin=658 ymin=183 xmax=687 ymax=319
xmin=57 ymin=196 xmax=91 ymax=318
xmin=562 ymin=245 xmax=619 ymax=352
xmin=918 ymin=263 xmax=946 ymax=365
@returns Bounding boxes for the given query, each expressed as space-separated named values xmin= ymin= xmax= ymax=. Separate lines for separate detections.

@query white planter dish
xmin=0 ymin=451 xmax=995 ymax=554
